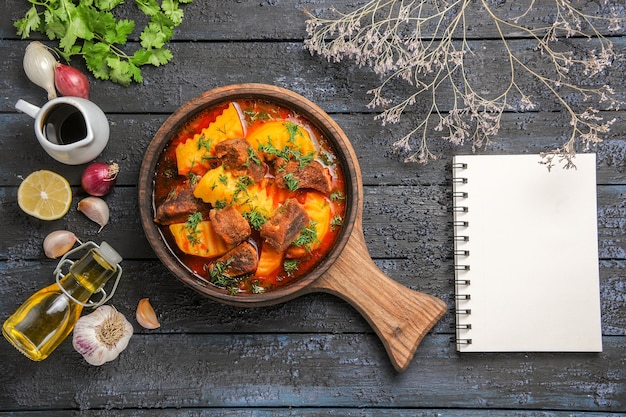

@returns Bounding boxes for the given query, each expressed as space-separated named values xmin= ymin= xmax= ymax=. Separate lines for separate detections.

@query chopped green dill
xmin=330 ymin=191 xmax=345 ymax=201
xmin=319 ymin=152 xmax=335 ymax=166
xmin=284 ymin=122 xmax=302 ymax=144
xmin=201 ymin=154 xmax=217 ymax=163
xmin=258 ymin=139 xmax=289 ymax=160
xmin=289 ymin=149 xmax=315 ymax=168
xmin=236 ymin=175 xmax=254 ymax=190
xmin=214 ymin=200 xmax=227 ymax=209
xmin=232 ymin=176 xmax=254 ymax=203
xmin=250 ymin=280 xmax=265 ymax=294
xmin=184 ymin=212 xmax=203 ymax=246
xmin=218 ymin=174 xmax=229 ymax=185
xmin=187 ymin=173 xmax=199 ymax=186
xmin=283 ymin=259 xmax=299 ymax=274
xmin=242 ymin=209 xmax=269 ymax=230
xmin=283 ymin=173 xmax=299 ymax=191
xmin=331 ymin=215 xmax=344 ymax=231
xmin=292 ymin=221 xmax=319 ymax=248
xmin=243 ymin=109 xmax=273 ymax=122
xmin=208 ymin=258 xmax=239 ymax=295
xmin=245 ymin=147 xmax=262 ymax=166
xmin=197 ymin=134 xmax=213 ymax=152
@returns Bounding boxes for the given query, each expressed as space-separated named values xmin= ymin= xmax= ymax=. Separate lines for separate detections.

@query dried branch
xmin=304 ymin=0 xmax=624 ymax=166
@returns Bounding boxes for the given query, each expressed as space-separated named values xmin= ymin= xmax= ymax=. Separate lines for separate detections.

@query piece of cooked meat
xmin=215 ymin=138 xmax=267 ymax=182
xmin=209 ymin=205 xmax=252 ymax=246
xmin=212 ymin=242 xmax=259 ymax=277
xmin=154 ymin=183 xmax=212 ymax=225
xmin=260 ymin=199 xmax=309 ymax=252
xmin=274 ymin=160 xmax=332 ymax=194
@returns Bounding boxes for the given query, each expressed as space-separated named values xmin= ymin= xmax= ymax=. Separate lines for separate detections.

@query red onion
xmin=55 ymin=63 xmax=90 ymax=99
xmin=81 ymin=162 xmax=119 ymax=196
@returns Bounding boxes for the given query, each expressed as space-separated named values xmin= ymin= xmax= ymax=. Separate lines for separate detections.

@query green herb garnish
xmin=331 ymin=215 xmax=344 ymax=231
xmin=184 ymin=212 xmax=203 ymax=246
xmin=209 ymin=258 xmax=239 ymax=295
xmin=283 ymin=259 xmax=299 ymax=274
xmin=245 ymin=147 xmax=262 ymax=166
xmin=282 ymin=173 xmax=299 ymax=192
xmin=14 ymin=0 xmax=194 ymax=86
xmin=330 ymin=191 xmax=345 ymax=201
xmin=242 ymin=209 xmax=269 ymax=230
xmin=284 ymin=122 xmax=302 ymax=144
xmin=249 ymin=280 xmax=265 ymax=294
xmin=197 ymin=134 xmax=213 ymax=152
xmin=292 ymin=221 xmax=318 ymax=249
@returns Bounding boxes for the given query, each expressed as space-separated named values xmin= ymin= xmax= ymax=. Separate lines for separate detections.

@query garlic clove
xmin=72 ymin=305 xmax=133 ymax=366
xmin=136 ymin=298 xmax=161 ymax=329
xmin=77 ymin=196 xmax=109 ymax=232
xmin=43 ymin=230 xmax=78 ymax=258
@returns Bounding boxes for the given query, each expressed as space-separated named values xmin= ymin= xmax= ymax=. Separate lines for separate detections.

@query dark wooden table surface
xmin=1 ymin=1 xmax=624 ymax=415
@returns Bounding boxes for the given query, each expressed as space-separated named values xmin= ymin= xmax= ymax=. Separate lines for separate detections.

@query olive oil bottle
xmin=2 ymin=242 xmax=122 ymax=361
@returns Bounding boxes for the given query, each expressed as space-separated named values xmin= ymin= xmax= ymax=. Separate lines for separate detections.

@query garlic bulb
xmin=23 ymin=41 xmax=58 ymax=100
xmin=72 ymin=305 xmax=133 ymax=366
xmin=77 ymin=196 xmax=109 ymax=232
xmin=43 ymin=230 xmax=78 ymax=258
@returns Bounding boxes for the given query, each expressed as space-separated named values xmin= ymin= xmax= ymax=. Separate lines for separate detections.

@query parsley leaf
xmin=14 ymin=0 xmax=193 ymax=85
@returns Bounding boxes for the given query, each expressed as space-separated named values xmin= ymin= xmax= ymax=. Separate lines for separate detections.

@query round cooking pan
xmin=138 ymin=84 xmax=447 ymax=372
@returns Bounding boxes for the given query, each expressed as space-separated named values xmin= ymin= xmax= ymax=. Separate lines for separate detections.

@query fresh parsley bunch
xmin=15 ymin=0 xmax=193 ymax=86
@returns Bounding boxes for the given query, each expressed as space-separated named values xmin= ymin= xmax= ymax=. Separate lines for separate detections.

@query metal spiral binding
xmin=453 ymin=160 xmax=471 ymax=347
xmin=456 ymin=338 xmax=472 ymax=346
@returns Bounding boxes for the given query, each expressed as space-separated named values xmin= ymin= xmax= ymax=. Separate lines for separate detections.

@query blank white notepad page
xmin=453 ymin=154 xmax=602 ymax=352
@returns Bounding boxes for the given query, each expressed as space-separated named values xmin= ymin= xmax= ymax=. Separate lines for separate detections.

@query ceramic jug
xmin=15 ymin=97 xmax=110 ymax=165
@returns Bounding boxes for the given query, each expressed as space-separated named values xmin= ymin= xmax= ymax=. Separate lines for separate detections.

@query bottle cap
xmin=97 ymin=241 xmax=123 ymax=266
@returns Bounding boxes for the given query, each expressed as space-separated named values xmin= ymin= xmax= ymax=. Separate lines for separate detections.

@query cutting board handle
xmin=308 ymin=222 xmax=447 ymax=372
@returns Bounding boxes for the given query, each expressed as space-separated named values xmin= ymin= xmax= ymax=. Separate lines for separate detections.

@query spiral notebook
xmin=452 ymin=154 xmax=602 ymax=352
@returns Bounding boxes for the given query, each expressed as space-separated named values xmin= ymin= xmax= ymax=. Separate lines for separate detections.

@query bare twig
xmin=304 ymin=0 xmax=624 ymax=166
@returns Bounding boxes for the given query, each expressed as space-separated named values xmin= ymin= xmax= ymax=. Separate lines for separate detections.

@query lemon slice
xmin=18 ymin=170 xmax=72 ymax=220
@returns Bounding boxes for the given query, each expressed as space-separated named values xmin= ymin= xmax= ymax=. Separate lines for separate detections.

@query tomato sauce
xmin=153 ymin=99 xmax=347 ymax=295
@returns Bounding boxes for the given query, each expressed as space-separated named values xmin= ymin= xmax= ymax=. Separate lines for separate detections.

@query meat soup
xmin=153 ymin=99 xmax=347 ymax=295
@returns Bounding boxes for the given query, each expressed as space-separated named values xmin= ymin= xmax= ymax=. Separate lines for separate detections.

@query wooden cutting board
xmin=303 ymin=123 xmax=447 ymax=372
xmin=306 ymin=215 xmax=447 ymax=373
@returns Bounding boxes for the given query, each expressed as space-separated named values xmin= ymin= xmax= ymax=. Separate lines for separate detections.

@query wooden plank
xmin=0 ymin=411 xmax=622 ymax=417
xmin=0 ymin=185 xmax=623 ymax=261
xmin=1 ymin=111 xmax=625 ymax=188
xmin=0 ymin=259 xmax=623 ymax=337
xmin=0 ymin=333 xmax=623 ymax=411
xmin=2 ymin=37 xmax=625 ymax=115
xmin=2 ymin=0 xmax=623 ymax=41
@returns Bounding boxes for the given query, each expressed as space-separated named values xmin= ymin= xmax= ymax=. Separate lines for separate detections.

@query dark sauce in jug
xmin=43 ymin=103 xmax=88 ymax=145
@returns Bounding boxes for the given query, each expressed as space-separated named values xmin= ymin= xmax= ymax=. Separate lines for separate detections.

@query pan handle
xmin=307 ymin=223 xmax=447 ymax=372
